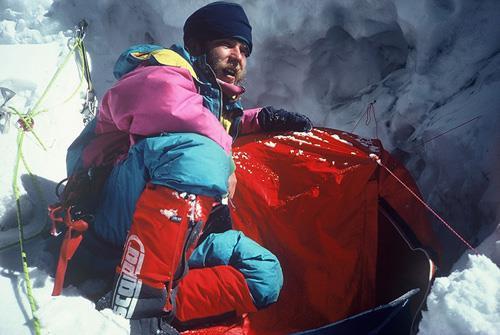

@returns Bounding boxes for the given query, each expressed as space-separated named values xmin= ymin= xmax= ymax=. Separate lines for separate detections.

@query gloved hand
xmin=258 ymin=106 xmax=313 ymax=132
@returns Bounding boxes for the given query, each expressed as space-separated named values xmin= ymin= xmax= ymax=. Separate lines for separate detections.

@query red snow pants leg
xmin=175 ymin=265 xmax=257 ymax=323
xmin=111 ymin=183 xmax=213 ymax=319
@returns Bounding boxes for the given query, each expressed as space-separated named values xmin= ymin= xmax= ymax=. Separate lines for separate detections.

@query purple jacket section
xmin=81 ymin=65 xmax=262 ymax=169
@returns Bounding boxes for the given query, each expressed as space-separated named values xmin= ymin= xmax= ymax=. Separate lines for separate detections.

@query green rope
xmin=62 ymin=53 xmax=85 ymax=106
xmin=0 ymin=144 xmax=51 ymax=253
xmin=30 ymin=37 xmax=82 ymax=118
xmin=8 ymin=107 xmax=47 ymax=151
xmin=3 ymin=36 xmax=86 ymax=248
xmin=32 ymin=44 xmax=86 ymax=117
xmin=13 ymin=130 xmax=41 ymax=335
xmin=6 ymin=34 xmax=89 ymax=334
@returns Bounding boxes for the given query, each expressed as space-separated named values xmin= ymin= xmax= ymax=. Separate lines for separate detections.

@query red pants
xmin=111 ymin=184 xmax=255 ymax=321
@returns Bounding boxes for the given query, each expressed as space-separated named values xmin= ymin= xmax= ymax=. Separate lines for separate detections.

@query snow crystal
xmin=331 ymin=134 xmax=354 ymax=146
xmin=187 ymin=201 xmax=203 ymax=221
xmin=293 ymin=131 xmax=330 ymax=143
xmin=274 ymin=134 xmax=313 ymax=146
xmin=233 ymin=152 xmax=249 ymax=160
xmin=356 ymin=137 xmax=380 ymax=153
xmin=159 ymin=209 xmax=177 ymax=219
xmin=264 ymin=141 xmax=277 ymax=148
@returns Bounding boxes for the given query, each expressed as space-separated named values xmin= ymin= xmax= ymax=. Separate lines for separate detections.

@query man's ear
xmin=185 ymin=38 xmax=204 ymax=56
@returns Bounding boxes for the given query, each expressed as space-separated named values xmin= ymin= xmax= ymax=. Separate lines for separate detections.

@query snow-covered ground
xmin=0 ymin=0 xmax=499 ymax=334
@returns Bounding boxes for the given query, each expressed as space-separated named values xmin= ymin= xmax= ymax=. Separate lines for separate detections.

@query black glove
xmin=197 ymin=204 xmax=232 ymax=245
xmin=258 ymin=106 xmax=313 ymax=132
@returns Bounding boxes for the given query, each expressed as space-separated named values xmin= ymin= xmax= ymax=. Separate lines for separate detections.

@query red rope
xmin=369 ymin=154 xmax=478 ymax=254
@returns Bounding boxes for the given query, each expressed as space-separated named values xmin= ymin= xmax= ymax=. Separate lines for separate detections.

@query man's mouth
xmin=224 ymin=68 xmax=236 ymax=76
xmin=221 ymin=68 xmax=237 ymax=83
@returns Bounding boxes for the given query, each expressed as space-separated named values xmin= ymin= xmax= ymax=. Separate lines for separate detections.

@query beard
xmin=206 ymin=50 xmax=246 ymax=85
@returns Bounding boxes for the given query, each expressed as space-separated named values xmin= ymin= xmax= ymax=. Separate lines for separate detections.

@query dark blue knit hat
xmin=183 ymin=1 xmax=253 ymax=55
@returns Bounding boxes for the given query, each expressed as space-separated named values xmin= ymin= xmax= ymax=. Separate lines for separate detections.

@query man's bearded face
xmin=206 ymin=38 xmax=248 ymax=85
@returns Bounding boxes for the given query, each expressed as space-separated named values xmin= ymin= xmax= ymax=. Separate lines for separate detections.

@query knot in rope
xmin=16 ymin=115 xmax=34 ymax=132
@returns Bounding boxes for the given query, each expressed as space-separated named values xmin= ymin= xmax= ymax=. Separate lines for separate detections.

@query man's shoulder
xmin=148 ymin=47 xmax=198 ymax=80
xmin=113 ymin=44 xmax=198 ymax=80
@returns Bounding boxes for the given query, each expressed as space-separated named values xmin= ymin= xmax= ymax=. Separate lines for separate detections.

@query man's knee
xmin=189 ymin=230 xmax=284 ymax=308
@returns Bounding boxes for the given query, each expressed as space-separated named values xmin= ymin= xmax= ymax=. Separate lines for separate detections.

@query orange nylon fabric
xmin=182 ymin=128 xmax=439 ymax=334
xmin=231 ymin=129 xmax=379 ymax=334
xmin=176 ymin=265 xmax=258 ymax=322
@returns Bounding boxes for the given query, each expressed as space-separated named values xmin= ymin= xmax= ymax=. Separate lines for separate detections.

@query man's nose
xmin=229 ymin=46 xmax=244 ymax=64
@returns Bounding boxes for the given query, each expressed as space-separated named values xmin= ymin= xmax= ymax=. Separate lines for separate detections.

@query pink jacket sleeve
xmin=239 ymin=107 xmax=262 ymax=135
xmin=213 ymin=79 xmax=263 ymax=136
xmin=96 ymin=66 xmax=233 ymax=153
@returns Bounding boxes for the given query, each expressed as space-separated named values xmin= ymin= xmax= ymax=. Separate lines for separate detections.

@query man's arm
xmin=239 ymin=106 xmax=312 ymax=135
xmin=98 ymin=65 xmax=233 ymax=153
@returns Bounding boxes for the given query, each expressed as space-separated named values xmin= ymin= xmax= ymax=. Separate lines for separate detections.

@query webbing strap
xmin=50 ymin=206 xmax=88 ymax=296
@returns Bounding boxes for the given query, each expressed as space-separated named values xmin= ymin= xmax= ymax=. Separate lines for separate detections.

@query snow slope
xmin=0 ymin=0 xmax=499 ymax=334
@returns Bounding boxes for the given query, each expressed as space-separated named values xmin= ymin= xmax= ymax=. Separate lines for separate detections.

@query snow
xmin=264 ymin=141 xmax=277 ymax=148
xmin=419 ymin=225 xmax=500 ymax=335
xmin=419 ymin=255 xmax=500 ymax=335
xmin=0 ymin=0 xmax=499 ymax=334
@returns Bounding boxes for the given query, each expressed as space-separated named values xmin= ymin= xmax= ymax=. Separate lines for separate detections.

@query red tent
xmin=184 ymin=128 xmax=441 ymax=334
